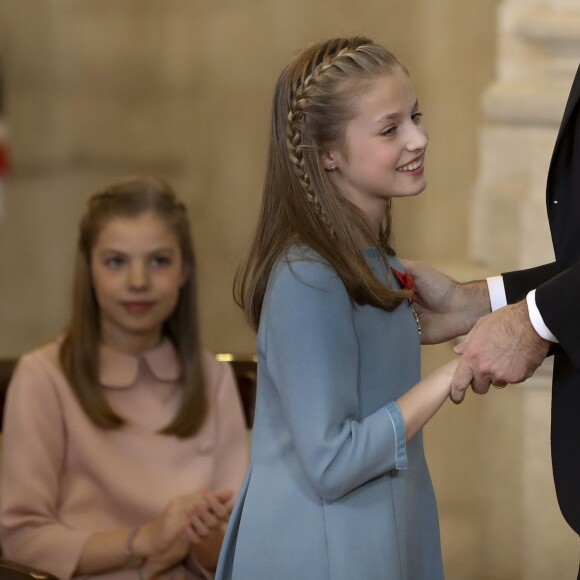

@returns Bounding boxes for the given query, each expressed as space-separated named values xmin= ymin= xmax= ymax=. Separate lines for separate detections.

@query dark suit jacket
xmin=502 ymin=65 xmax=580 ymax=535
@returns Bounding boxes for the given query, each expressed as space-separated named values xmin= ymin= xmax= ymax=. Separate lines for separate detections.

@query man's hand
xmin=450 ymin=300 xmax=551 ymax=403
xmin=402 ymin=260 xmax=491 ymax=344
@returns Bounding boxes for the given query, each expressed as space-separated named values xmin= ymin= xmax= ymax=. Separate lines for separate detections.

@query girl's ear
xmin=321 ymin=150 xmax=339 ymax=172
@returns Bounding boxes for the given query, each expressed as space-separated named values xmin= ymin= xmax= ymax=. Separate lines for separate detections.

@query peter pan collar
xmin=99 ymin=338 xmax=181 ymax=388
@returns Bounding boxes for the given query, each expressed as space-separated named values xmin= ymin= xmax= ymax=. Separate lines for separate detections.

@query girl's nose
xmin=128 ymin=263 xmax=149 ymax=289
xmin=407 ymin=123 xmax=429 ymax=151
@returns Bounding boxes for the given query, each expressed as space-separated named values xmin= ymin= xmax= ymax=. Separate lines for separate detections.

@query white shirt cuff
xmin=486 ymin=276 xmax=507 ymax=312
xmin=526 ymin=289 xmax=558 ymax=343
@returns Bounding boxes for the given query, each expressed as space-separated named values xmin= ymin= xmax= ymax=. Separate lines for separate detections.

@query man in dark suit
xmin=405 ymin=64 xmax=580 ymax=563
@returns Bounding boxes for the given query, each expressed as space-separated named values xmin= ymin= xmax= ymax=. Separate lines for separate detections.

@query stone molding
xmin=482 ymin=81 xmax=570 ymax=125
xmin=516 ymin=9 xmax=580 ymax=55
xmin=469 ymin=2 xmax=580 ymax=577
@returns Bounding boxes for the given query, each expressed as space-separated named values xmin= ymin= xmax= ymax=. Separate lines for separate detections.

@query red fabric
xmin=0 ymin=143 xmax=9 ymax=176
xmin=392 ymin=268 xmax=417 ymax=304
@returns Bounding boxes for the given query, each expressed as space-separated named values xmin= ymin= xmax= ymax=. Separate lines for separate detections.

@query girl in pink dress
xmin=0 ymin=177 xmax=249 ymax=579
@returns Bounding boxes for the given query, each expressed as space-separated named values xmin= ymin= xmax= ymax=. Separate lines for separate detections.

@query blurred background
xmin=0 ymin=1 xmax=578 ymax=578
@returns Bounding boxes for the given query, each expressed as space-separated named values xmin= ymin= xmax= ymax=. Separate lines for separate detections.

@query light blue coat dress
xmin=216 ymin=246 xmax=443 ymax=580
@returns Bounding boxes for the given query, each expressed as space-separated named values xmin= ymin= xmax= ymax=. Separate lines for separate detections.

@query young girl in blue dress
xmin=216 ymin=37 xmax=459 ymax=580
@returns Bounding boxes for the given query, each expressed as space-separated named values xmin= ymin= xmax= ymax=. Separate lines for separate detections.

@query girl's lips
xmin=122 ymin=301 xmax=155 ymax=314
xmin=401 ymin=164 xmax=425 ymax=176
xmin=397 ymin=155 xmax=424 ymax=174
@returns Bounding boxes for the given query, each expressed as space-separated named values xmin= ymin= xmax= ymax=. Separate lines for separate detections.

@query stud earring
xmin=330 ymin=163 xmax=336 ymax=171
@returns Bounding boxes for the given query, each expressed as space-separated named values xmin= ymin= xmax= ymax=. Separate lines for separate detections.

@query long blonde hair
xmin=235 ymin=37 xmax=411 ymax=330
xmin=60 ymin=177 xmax=207 ymax=437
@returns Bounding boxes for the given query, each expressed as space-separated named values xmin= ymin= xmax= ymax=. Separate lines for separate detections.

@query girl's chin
xmin=390 ymin=187 xmax=426 ymax=199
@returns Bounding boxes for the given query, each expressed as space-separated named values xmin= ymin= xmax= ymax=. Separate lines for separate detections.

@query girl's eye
xmin=380 ymin=126 xmax=397 ymax=138
xmin=105 ymin=256 xmax=125 ymax=268
xmin=412 ymin=112 xmax=424 ymax=124
xmin=151 ymin=255 xmax=171 ymax=268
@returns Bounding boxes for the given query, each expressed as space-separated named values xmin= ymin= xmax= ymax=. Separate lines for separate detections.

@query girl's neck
xmin=100 ymin=325 xmax=163 ymax=356
xmin=353 ymin=219 xmax=381 ymax=249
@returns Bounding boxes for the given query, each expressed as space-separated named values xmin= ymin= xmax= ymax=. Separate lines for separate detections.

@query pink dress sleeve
xmin=0 ymin=349 xmax=91 ymax=579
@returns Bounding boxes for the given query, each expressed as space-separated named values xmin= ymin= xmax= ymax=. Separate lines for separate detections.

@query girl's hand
xmin=75 ymin=490 xmax=230 ymax=575
xmin=131 ymin=489 xmax=234 ymax=572
xmin=186 ymin=489 xmax=233 ymax=542
xmin=184 ymin=489 xmax=234 ymax=571
xmin=134 ymin=490 xmax=208 ymax=560
xmin=435 ymin=357 xmax=461 ymax=388
xmin=396 ymin=356 xmax=461 ymax=442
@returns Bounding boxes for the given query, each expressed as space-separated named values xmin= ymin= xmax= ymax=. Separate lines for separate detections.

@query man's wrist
xmin=515 ymin=299 xmax=551 ymax=348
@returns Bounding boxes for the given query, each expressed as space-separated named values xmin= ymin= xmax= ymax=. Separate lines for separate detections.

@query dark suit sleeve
xmin=502 ymin=262 xmax=560 ymax=303
xmin=535 ymin=261 xmax=580 ymax=368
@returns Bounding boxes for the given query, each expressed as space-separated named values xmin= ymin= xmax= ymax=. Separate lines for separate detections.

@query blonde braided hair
xmin=235 ymin=37 xmax=412 ymax=330
xmin=285 ymin=41 xmax=373 ymax=237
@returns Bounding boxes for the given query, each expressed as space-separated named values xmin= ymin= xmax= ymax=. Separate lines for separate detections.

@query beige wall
xmin=0 ymin=1 xmax=503 ymax=578
xmin=0 ymin=0 xmax=499 ymax=357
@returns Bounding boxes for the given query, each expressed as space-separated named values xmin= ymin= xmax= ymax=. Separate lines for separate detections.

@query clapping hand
xmin=186 ymin=489 xmax=233 ymax=543
xmin=184 ymin=489 xmax=234 ymax=570
xmin=137 ymin=488 xmax=234 ymax=574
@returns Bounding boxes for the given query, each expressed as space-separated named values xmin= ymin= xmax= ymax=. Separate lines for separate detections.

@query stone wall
xmin=6 ymin=2 xmax=564 ymax=579
xmin=468 ymin=0 xmax=580 ymax=577
xmin=0 ymin=0 xmax=497 ymax=357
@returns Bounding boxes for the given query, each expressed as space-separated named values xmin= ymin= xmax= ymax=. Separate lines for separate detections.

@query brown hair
xmin=60 ymin=176 xmax=207 ymax=437
xmin=235 ymin=36 xmax=411 ymax=330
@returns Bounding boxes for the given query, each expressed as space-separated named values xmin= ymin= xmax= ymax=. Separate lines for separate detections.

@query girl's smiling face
xmin=325 ymin=68 xmax=429 ymax=234
xmin=90 ymin=211 xmax=187 ymax=354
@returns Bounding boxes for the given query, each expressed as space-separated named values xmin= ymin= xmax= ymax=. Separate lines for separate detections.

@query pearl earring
xmin=330 ymin=163 xmax=336 ymax=171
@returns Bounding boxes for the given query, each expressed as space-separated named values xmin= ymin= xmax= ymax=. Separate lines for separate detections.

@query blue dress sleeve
xmin=262 ymin=257 xmax=407 ymax=502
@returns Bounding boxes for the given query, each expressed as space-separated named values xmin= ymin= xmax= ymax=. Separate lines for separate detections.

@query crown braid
xmin=286 ymin=114 xmax=335 ymax=236
xmin=285 ymin=40 xmax=373 ymax=237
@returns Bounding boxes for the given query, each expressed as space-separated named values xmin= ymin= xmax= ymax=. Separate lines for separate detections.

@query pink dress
xmin=0 ymin=338 xmax=249 ymax=579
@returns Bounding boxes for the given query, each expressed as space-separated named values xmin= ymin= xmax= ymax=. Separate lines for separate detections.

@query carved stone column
xmin=471 ymin=1 xmax=580 ymax=577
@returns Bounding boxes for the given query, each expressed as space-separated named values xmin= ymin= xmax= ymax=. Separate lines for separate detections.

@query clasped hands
xmin=402 ymin=260 xmax=551 ymax=403
xmin=135 ymin=488 xmax=234 ymax=573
